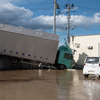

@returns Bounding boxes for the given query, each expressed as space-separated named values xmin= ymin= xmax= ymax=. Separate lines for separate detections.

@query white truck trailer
xmin=0 ymin=24 xmax=74 ymax=70
xmin=0 ymin=24 xmax=59 ymax=63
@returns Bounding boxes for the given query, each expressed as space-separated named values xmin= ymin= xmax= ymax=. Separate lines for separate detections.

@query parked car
xmin=83 ymin=56 xmax=100 ymax=78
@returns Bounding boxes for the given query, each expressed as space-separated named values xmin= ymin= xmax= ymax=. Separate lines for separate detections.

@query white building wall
xmin=70 ymin=35 xmax=100 ymax=65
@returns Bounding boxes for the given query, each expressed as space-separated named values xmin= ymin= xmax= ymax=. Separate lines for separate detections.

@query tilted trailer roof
xmin=0 ymin=24 xmax=59 ymax=64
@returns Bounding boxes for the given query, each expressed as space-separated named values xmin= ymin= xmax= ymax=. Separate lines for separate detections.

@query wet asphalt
xmin=0 ymin=69 xmax=100 ymax=100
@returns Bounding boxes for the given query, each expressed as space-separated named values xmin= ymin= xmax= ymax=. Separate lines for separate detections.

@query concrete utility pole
xmin=67 ymin=4 xmax=70 ymax=44
xmin=65 ymin=4 xmax=74 ymax=44
xmin=53 ymin=0 xmax=56 ymax=34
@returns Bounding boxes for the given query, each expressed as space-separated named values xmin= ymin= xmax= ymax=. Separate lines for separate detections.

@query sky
xmin=0 ymin=0 xmax=100 ymax=46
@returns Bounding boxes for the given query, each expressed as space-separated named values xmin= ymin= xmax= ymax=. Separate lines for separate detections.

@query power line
xmin=85 ymin=28 xmax=100 ymax=32
xmin=59 ymin=27 xmax=100 ymax=37
xmin=76 ymin=5 xmax=100 ymax=11
xmin=28 ymin=5 xmax=90 ymax=11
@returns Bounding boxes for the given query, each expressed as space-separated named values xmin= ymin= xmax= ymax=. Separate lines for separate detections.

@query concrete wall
xmin=70 ymin=35 xmax=100 ymax=65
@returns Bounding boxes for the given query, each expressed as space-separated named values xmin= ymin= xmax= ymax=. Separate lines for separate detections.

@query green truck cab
xmin=55 ymin=42 xmax=75 ymax=69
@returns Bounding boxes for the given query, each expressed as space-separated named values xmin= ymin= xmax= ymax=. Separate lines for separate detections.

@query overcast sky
xmin=0 ymin=0 xmax=100 ymax=45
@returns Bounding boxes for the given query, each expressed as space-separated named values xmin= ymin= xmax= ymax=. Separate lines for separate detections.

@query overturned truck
xmin=0 ymin=24 xmax=74 ymax=70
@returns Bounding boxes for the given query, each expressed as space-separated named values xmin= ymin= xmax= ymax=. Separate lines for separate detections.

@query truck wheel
xmin=84 ymin=74 xmax=89 ymax=78
xmin=12 ymin=57 xmax=19 ymax=63
xmin=59 ymin=64 xmax=66 ymax=70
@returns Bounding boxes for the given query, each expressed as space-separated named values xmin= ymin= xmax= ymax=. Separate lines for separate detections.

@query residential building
xmin=70 ymin=35 xmax=100 ymax=65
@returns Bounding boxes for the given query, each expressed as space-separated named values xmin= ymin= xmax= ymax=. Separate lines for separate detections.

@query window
xmin=86 ymin=57 xmax=99 ymax=64
xmin=64 ymin=53 xmax=73 ymax=60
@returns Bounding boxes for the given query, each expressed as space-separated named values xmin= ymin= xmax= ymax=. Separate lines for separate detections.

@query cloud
xmin=11 ymin=0 xmax=44 ymax=5
xmin=71 ymin=13 xmax=100 ymax=27
xmin=0 ymin=0 xmax=100 ymax=32
xmin=0 ymin=1 xmax=33 ymax=26
xmin=83 ymin=12 xmax=87 ymax=14
xmin=31 ymin=13 xmax=100 ymax=31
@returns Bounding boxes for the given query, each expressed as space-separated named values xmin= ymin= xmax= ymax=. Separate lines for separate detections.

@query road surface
xmin=0 ymin=69 xmax=99 ymax=100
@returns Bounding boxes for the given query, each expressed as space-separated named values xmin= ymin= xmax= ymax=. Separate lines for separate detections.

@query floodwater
xmin=0 ymin=69 xmax=100 ymax=100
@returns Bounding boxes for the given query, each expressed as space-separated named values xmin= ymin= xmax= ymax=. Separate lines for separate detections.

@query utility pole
xmin=67 ymin=4 xmax=70 ymax=44
xmin=53 ymin=0 xmax=60 ymax=34
xmin=65 ymin=4 xmax=74 ymax=44
xmin=53 ymin=0 xmax=56 ymax=34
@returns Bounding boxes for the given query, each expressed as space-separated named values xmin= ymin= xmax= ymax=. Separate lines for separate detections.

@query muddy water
xmin=0 ymin=69 xmax=100 ymax=100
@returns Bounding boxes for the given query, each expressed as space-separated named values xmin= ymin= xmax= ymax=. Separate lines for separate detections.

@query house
xmin=70 ymin=34 xmax=100 ymax=65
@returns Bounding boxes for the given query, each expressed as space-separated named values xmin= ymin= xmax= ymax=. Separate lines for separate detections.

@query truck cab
xmin=55 ymin=43 xmax=75 ymax=69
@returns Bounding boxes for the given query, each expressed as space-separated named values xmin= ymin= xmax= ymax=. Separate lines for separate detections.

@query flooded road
xmin=0 ymin=69 xmax=100 ymax=100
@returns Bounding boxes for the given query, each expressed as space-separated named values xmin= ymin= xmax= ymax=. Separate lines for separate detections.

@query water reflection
xmin=0 ymin=69 xmax=58 ymax=100
xmin=38 ymin=69 xmax=42 ymax=77
xmin=57 ymin=70 xmax=87 ymax=100
xmin=83 ymin=79 xmax=100 ymax=100
xmin=56 ymin=70 xmax=77 ymax=100
xmin=0 ymin=69 xmax=100 ymax=100
xmin=56 ymin=70 xmax=100 ymax=100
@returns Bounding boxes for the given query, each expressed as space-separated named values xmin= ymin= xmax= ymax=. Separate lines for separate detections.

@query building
xmin=70 ymin=34 xmax=100 ymax=65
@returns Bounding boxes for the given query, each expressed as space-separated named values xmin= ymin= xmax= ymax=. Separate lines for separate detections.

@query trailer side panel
xmin=0 ymin=24 xmax=59 ymax=64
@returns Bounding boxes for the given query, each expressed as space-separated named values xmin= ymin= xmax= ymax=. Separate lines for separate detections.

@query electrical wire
xmin=76 ymin=5 xmax=100 ymax=11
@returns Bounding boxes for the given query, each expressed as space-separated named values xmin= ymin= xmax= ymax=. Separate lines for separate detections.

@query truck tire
xmin=59 ymin=64 xmax=66 ymax=70
xmin=12 ymin=57 xmax=19 ymax=63
xmin=84 ymin=74 xmax=89 ymax=78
